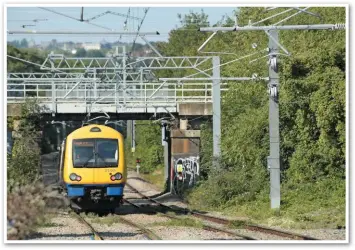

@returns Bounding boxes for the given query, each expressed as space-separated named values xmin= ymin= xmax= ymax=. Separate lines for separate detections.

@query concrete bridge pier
xmin=169 ymin=119 xmax=201 ymax=195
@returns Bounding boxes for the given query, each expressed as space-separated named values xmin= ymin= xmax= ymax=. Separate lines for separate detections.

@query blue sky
xmin=7 ymin=7 xmax=237 ymax=44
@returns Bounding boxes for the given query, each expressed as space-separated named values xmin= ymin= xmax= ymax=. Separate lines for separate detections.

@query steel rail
xmin=116 ymin=215 xmax=161 ymax=240
xmin=123 ymin=198 xmax=255 ymax=240
xmin=71 ymin=211 xmax=103 ymax=240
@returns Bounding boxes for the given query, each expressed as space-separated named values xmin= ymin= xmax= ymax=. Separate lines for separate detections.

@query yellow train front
xmin=58 ymin=124 xmax=126 ymax=212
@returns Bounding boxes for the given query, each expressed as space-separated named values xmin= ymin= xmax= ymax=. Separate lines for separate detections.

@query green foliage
xmin=7 ymin=100 xmax=44 ymax=189
xmin=125 ymin=121 xmax=163 ymax=173
xmin=86 ymin=49 xmax=105 ymax=57
xmin=7 ymin=45 xmax=46 ymax=72
xmin=75 ymin=48 xmax=87 ymax=57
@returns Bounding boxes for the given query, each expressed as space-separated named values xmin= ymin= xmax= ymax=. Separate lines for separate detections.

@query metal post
xmin=212 ymin=56 xmax=221 ymax=167
xmin=164 ymin=133 xmax=171 ymax=193
xmin=115 ymin=47 xmax=119 ymax=111
xmin=140 ymin=70 xmax=143 ymax=104
xmin=161 ymin=122 xmax=171 ymax=193
xmin=131 ymin=120 xmax=135 ymax=152
xmin=94 ymin=68 xmax=97 ymax=99
xmin=126 ymin=120 xmax=132 ymax=140
xmin=56 ymin=125 xmax=60 ymax=150
xmin=268 ymin=30 xmax=280 ymax=210
xmin=123 ymin=46 xmax=127 ymax=107
xmin=61 ymin=121 xmax=66 ymax=143
xmin=161 ymin=122 xmax=166 ymax=146
xmin=51 ymin=80 xmax=56 ymax=115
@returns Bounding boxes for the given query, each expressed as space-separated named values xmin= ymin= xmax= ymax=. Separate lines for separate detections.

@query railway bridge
xmin=7 ymin=52 xmax=236 ymax=195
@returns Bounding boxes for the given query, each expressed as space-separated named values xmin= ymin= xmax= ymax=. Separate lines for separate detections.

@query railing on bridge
xmin=7 ymin=78 xmax=228 ymax=113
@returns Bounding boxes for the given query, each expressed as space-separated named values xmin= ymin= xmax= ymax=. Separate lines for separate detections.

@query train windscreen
xmin=72 ymin=138 xmax=118 ymax=168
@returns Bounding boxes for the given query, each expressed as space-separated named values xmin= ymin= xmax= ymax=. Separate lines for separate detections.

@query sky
xmin=6 ymin=6 xmax=237 ymax=44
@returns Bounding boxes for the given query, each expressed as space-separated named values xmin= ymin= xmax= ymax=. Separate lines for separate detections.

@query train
xmin=57 ymin=124 xmax=127 ymax=213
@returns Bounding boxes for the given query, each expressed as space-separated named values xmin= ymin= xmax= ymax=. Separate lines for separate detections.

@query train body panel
xmin=59 ymin=124 xmax=127 ymax=212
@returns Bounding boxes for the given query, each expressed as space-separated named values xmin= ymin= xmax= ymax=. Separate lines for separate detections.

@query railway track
xmin=125 ymin=182 xmax=319 ymax=241
xmin=116 ymin=215 xmax=162 ymax=240
xmin=71 ymin=209 xmax=160 ymax=240
xmin=72 ymin=211 xmax=103 ymax=240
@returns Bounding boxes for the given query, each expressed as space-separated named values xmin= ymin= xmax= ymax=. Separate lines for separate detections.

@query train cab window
xmin=72 ymin=138 xmax=118 ymax=168
xmin=96 ymin=139 xmax=118 ymax=167
xmin=73 ymin=139 xmax=95 ymax=167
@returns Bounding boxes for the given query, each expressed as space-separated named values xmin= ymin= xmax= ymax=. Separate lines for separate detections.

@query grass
xmin=137 ymin=166 xmax=165 ymax=191
xmin=227 ymin=220 xmax=248 ymax=229
xmin=186 ymin=178 xmax=346 ymax=230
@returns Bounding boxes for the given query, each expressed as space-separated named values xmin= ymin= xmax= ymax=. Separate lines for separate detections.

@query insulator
xmin=269 ymin=56 xmax=277 ymax=71
xmin=332 ymin=23 xmax=346 ymax=30
xmin=269 ymin=86 xmax=278 ymax=98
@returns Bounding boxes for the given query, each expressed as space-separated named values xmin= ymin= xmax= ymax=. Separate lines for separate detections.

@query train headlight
xmin=110 ymin=173 xmax=122 ymax=181
xmin=114 ymin=173 xmax=122 ymax=180
xmin=69 ymin=173 xmax=77 ymax=181
xmin=69 ymin=173 xmax=81 ymax=181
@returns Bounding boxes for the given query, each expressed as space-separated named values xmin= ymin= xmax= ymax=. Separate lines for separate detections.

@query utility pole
xmin=267 ymin=30 xmax=280 ymax=210
xmin=131 ymin=120 xmax=135 ymax=152
xmin=115 ymin=46 xmax=119 ymax=110
xmin=212 ymin=56 xmax=221 ymax=167
xmin=123 ymin=46 xmax=127 ymax=107
xmin=161 ymin=121 xmax=171 ymax=192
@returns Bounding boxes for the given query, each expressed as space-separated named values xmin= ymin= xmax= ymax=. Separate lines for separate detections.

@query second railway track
xmin=125 ymin=182 xmax=319 ymax=241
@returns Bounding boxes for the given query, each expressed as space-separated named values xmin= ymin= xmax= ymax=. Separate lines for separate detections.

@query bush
xmin=7 ymin=100 xmax=43 ymax=189
xmin=7 ymin=100 xmax=69 ymax=240
xmin=7 ymin=182 xmax=69 ymax=240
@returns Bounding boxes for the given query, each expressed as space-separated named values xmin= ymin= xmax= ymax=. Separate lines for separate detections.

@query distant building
xmin=82 ymin=43 xmax=101 ymax=50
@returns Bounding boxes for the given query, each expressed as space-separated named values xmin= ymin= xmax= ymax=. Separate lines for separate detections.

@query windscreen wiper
xmin=81 ymin=153 xmax=95 ymax=168
xmin=95 ymin=152 xmax=111 ymax=166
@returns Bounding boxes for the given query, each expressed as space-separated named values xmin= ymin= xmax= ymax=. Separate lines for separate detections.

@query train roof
xmin=67 ymin=124 xmax=124 ymax=139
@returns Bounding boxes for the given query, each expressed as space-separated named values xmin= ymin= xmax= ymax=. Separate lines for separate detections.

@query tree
xmin=7 ymin=45 xmax=45 ymax=72
xmin=75 ymin=48 xmax=87 ymax=57
xmin=20 ymin=38 xmax=28 ymax=48
xmin=86 ymin=49 xmax=105 ymax=57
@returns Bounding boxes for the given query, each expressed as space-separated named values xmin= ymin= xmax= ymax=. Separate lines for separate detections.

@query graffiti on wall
xmin=173 ymin=156 xmax=199 ymax=194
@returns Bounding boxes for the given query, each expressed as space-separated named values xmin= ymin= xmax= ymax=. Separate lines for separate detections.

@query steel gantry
xmin=7 ymin=53 xmax=224 ymax=113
